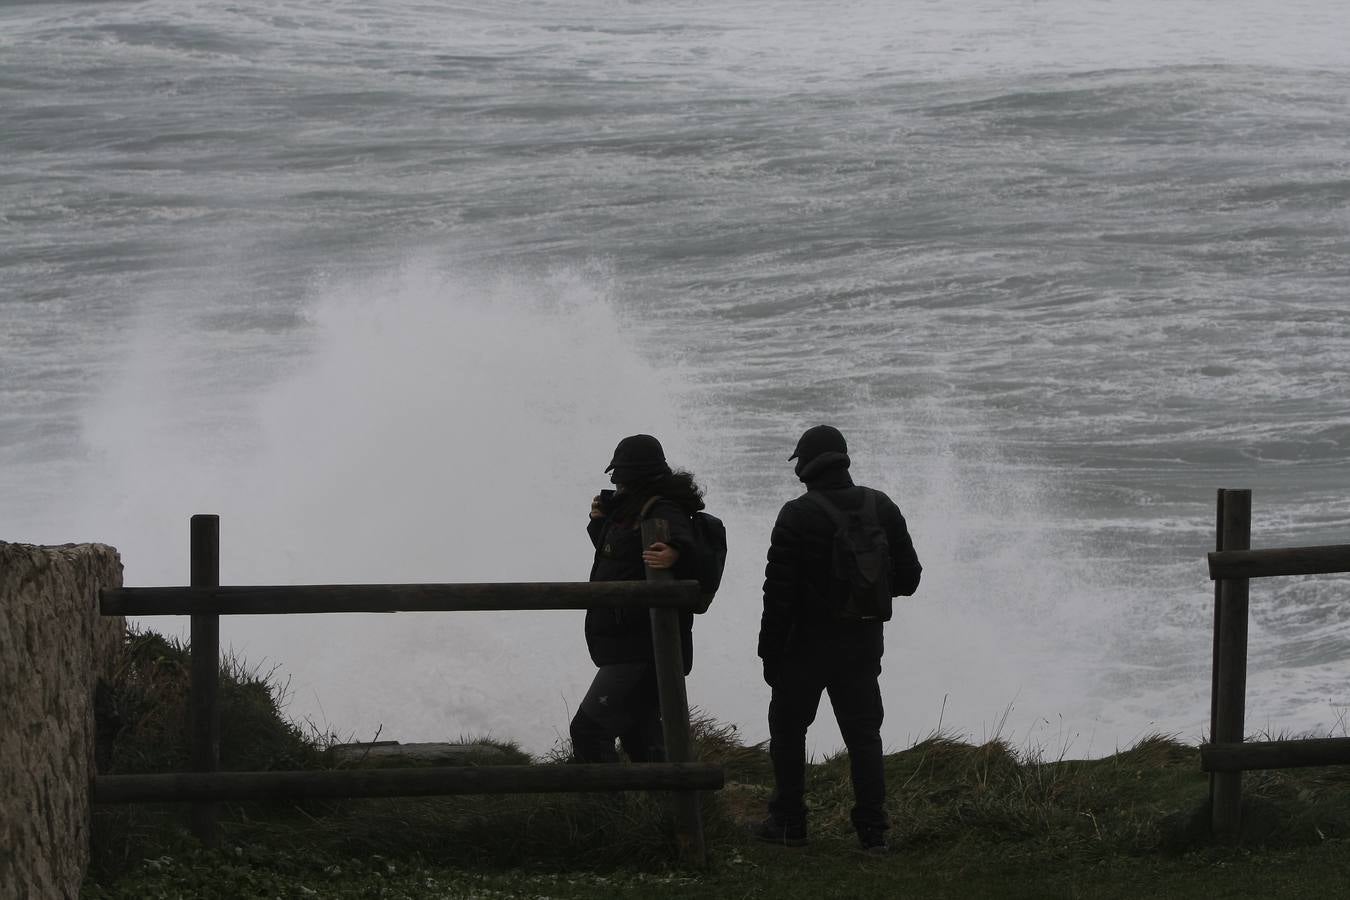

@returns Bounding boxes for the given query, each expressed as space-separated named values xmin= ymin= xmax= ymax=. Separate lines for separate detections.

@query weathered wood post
xmin=189 ymin=514 xmax=221 ymax=847
xmin=1210 ymin=490 xmax=1225 ymax=746
xmin=641 ymin=517 xmax=706 ymax=867
xmin=1210 ymin=489 xmax=1251 ymax=839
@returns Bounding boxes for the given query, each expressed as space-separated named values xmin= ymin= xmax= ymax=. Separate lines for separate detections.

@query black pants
xmin=570 ymin=662 xmax=665 ymax=763
xmin=767 ymin=624 xmax=886 ymax=833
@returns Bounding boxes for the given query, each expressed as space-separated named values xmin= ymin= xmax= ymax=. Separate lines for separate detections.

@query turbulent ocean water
xmin=3 ymin=0 xmax=1348 ymax=757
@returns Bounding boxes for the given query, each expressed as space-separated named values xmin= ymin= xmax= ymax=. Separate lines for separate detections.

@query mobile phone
xmin=599 ymin=489 xmax=616 ymax=510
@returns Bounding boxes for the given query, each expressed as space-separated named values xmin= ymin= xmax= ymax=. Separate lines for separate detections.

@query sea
xmin=3 ymin=0 xmax=1348 ymax=759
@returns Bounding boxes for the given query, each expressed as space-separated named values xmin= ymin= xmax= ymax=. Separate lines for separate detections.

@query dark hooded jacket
xmin=586 ymin=494 xmax=699 ymax=674
xmin=758 ymin=450 xmax=922 ymax=663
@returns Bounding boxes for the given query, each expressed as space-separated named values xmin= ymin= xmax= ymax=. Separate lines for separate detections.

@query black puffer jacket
xmin=758 ymin=451 xmax=922 ymax=663
xmin=586 ymin=497 xmax=698 ymax=674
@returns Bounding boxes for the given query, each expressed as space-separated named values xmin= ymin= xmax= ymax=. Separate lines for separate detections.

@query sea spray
xmin=64 ymin=257 xmax=699 ymax=750
xmin=49 ymin=252 xmax=1218 ymax=758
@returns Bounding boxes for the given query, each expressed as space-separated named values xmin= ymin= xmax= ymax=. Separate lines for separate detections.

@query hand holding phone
xmin=592 ymin=489 xmax=616 ymax=519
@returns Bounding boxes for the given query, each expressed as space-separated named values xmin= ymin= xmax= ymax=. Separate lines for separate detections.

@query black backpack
xmin=687 ymin=511 xmax=728 ymax=613
xmin=640 ymin=498 xmax=727 ymax=613
xmin=803 ymin=489 xmax=891 ymax=620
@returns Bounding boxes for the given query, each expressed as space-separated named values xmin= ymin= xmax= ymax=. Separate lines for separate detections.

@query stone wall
xmin=1 ymin=542 xmax=125 ymax=900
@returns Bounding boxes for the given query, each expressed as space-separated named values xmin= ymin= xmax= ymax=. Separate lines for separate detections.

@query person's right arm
xmin=758 ymin=503 xmax=801 ymax=677
xmin=879 ymin=494 xmax=922 ymax=597
xmin=587 ymin=496 xmax=607 ymax=549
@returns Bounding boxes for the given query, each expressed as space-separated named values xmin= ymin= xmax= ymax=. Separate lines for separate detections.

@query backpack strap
xmin=638 ymin=495 xmax=683 ymax=539
xmin=804 ymin=490 xmax=882 ymax=538
xmin=638 ymin=495 xmax=665 ymax=521
xmin=803 ymin=488 xmax=873 ymax=524
xmin=803 ymin=490 xmax=844 ymax=526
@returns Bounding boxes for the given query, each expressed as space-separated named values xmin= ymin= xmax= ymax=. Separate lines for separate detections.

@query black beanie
xmin=788 ymin=425 xmax=847 ymax=465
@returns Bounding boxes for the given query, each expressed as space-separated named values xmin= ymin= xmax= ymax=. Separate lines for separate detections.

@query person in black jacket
xmin=754 ymin=425 xmax=922 ymax=853
xmin=570 ymin=434 xmax=705 ymax=763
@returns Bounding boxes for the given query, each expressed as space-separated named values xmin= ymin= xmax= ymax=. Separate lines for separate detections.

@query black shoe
xmin=857 ymin=828 xmax=889 ymax=855
xmin=751 ymin=816 xmax=808 ymax=847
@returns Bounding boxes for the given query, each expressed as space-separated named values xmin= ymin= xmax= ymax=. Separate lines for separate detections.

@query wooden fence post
xmin=189 ymin=514 xmax=221 ymax=847
xmin=1210 ymin=490 xmax=1251 ymax=839
xmin=641 ymin=517 xmax=706 ymax=867
xmin=1210 ymin=490 xmax=1225 ymax=747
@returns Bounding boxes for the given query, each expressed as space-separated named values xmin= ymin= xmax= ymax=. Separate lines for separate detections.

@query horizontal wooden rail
xmin=93 ymin=762 xmax=726 ymax=804
xmin=101 ymin=580 xmax=703 ymax=617
xmin=1208 ymin=545 xmax=1350 ymax=581
xmin=1201 ymin=737 xmax=1350 ymax=773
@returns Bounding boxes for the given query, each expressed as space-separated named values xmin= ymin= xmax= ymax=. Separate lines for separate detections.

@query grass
xmin=84 ymin=631 xmax=1350 ymax=899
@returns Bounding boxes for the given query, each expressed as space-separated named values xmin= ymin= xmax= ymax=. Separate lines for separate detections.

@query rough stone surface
xmin=1 ymin=542 xmax=125 ymax=900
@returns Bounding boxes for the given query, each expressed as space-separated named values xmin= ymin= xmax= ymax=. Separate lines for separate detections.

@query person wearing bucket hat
xmin=754 ymin=425 xmax=922 ymax=854
xmin=570 ymin=434 xmax=707 ymax=764
xmin=603 ymin=433 xmax=672 ymax=484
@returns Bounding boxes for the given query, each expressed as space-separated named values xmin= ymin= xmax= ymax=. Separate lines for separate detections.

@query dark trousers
xmin=570 ymin=662 xmax=665 ymax=763
xmin=767 ymin=624 xmax=887 ymax=833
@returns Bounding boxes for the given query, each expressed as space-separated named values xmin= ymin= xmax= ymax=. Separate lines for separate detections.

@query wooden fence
xmin=95 ymin=514 xmax=723 ymax=865
xmin=1204 ymin=488 xmax=1350 ymax=838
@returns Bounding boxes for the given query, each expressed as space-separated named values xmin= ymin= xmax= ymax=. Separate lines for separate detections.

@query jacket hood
xmin=795 ymin=450 xmax=851 ymax=482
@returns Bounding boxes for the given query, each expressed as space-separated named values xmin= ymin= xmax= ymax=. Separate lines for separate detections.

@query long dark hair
xmin=613 ymin=469 xmax=705 ymax=519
